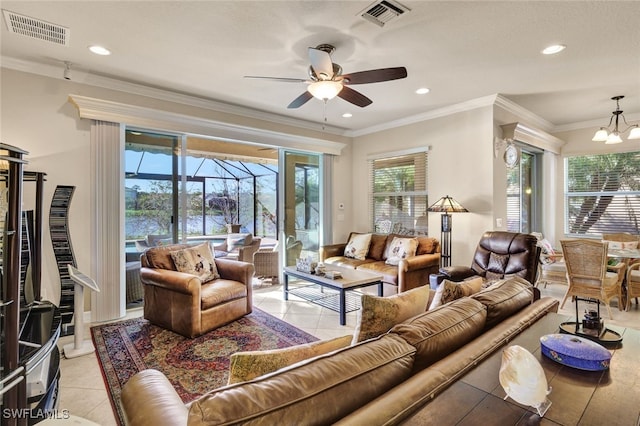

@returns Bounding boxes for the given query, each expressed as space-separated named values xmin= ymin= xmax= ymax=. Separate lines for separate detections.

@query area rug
xmin=91 ymin=308 xmax=318 ymax=425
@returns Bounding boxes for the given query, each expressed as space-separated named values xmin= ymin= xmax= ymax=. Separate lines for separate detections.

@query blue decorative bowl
xmin=540 ymin=334 xmax=611 ymax=371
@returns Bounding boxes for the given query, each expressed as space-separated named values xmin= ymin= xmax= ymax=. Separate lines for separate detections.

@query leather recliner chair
xmin=140 ymin=243 xmax=254 ymax=338
xmin=430 ymin=231 xmax=540 ymax=290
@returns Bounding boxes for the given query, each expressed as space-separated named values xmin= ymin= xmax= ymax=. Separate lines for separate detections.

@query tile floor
xmin=56 ymin=281 xmax=640 ymax=425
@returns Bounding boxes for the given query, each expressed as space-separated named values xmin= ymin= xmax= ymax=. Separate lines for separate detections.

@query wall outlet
xmin=496 ymin=218 xmax=503 ymax=227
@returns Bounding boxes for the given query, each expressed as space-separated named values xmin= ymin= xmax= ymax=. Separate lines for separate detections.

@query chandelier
xmin=592 ymin=96 xmax=640 ymax=144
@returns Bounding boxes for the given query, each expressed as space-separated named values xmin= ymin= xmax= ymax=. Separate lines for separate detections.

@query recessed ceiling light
xmin=541 ymin=44 xmax=566 ymax=55
xmin=89 ymin=45 xmax=111 ymax=55
xmin=416 ymin=87 xmax=430 ymax=95
xmin=342 ymin=112 xmax=353 ymax=118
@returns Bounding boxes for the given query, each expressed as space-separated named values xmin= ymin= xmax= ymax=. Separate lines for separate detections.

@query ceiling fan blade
xmin=244 ymin=75 xmax=308 ymax=83
xmin=287 ymin=91 xmax=314 ymax=109
xmin=341 ymin=67 xmax=407 ymax=85
xmin=308 ymin=47 xmax=334 ymax=79
xmin=337 ymin=86 xmax=372 ymax=108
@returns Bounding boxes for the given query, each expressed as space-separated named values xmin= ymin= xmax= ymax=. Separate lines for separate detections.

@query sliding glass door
xmin=281 ymin=150 xmax=323 ymax=265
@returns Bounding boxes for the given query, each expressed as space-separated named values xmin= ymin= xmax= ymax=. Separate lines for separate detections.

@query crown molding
xmin=1 ymin=55 xmax=349 ymax=136
xmin=501 ymin=122 xmax=565 ymax=155
xmin=348 ymin=95 xmax=501 ymax=137
xmin=69 ymin=94 xmax=347 ymax=155
xmin=492 ymin=95 xmax=556 ymax=131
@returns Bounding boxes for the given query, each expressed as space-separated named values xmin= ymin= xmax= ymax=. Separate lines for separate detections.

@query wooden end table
xmin=283 ymin=265 xmax=383 ymax=325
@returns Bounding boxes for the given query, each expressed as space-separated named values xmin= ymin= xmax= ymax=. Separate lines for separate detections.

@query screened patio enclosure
xmin=124 ymin=131 xmax=279 ymax=244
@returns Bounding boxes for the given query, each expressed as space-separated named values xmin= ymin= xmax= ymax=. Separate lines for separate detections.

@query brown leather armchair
xmin=430 ymin=231 xmax=540 ymax=289
xmin=140 ymin=243 xmax=254 ymax=338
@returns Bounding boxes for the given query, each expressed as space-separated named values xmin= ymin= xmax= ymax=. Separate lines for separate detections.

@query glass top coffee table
xmin=283 ymin=265 xmax=383 ymax=325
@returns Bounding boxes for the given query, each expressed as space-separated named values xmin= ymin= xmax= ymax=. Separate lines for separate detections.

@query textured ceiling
xmin=2 ymin=1 xmax=639 ymax=134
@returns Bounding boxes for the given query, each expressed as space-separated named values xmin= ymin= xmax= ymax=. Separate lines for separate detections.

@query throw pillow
xmin=352 ymin=285 xmax=432 ymax=344
xmin=227 ymin=335 xmax=353 ymax=384
xmin=170 ymin=242 xmax=220 ymax=283
xmin=428 ymin=277 xmax=484 ymax=310
xmin=344 ymin=233 xmax=373 ymax=260
xmin=227 ymin=233 xmax=252 ymax=251
xmin=385 ymin=237 xmax=418 ymax=266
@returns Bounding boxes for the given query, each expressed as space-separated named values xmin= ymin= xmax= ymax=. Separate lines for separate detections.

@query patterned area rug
xmin=91 ymin=308 xmax=318 ymax=425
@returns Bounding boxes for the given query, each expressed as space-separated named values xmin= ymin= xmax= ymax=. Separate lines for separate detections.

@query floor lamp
xmin=427 ymin=195 xmax=469 ymax=267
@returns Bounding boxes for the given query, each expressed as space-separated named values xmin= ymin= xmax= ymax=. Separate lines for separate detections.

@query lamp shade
xmin=307 ymin=81 xmax=343 ymax=100
xmin=629 ymin=126 xmax=640 ymax=140
xmin=605 ymin=132 xmax=623 ymax=144
xmin=592 ymin=128 xmax=609 ymax=142
xmin=427 ymin=195 xmax=469 ymax=213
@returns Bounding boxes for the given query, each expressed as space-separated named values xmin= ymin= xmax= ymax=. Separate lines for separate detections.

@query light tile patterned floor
xmin=56 ymin=281 xmax=640 ymax=425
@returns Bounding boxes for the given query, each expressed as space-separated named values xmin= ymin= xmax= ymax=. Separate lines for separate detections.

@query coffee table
xmin=283 ymin=265 xmax=383 ymax=325
xmin=402 ymin=313 xmax=639 ymax=425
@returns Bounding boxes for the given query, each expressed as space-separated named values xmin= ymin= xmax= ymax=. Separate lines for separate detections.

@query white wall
xmin=351 ymin=107 xmax=495 ymax=264
xmin=1 ymin=68 xmax=92 ymax=306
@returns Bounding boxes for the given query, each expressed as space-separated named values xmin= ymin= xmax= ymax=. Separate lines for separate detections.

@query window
xmin=507 ymin=150 xmax=541 ymax=233
xmin=369 ymin=150 xmax=428 ymax=235
xmin=565 ymin=151 xmax=640 ymax=235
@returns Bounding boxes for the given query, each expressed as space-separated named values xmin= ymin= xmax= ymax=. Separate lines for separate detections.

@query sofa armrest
xmin=121 ymin=369 xmax=188 ymax=426
xmin=319 ymin=243 xmax=346 ymax=261
xmin=438 ymin=265 xmax=477 ymax=281
xmin=140 ymin=268 xmax=201 ymax=295
xmin=399 ymin=253 xmax=440 ymax=272
xmin=215 ymin=258 xmax=255 ymax=285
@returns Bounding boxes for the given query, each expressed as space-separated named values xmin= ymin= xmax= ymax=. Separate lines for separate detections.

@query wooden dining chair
xmin=560 ymin=239 xmax=623 ymax=319
xmin=626 ymin=262 xmax=640 ymax=311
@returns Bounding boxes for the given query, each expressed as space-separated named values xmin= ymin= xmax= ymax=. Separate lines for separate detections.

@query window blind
xmin=369 ymin=151 xmax=428 ymax=235
xmin=565 ymin=151 xmax=640 ymax=235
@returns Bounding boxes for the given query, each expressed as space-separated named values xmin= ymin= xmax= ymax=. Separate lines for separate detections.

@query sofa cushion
xmin=188 ymin=334 xmax=416 ymax=425
xmin=470 ymin=276 xmax=534 ymax=329
xmin=385 ymin=237 xmax=419 ymax=266
xmin=227 ymin=335 xmax=353 ymax=384
xmin=344 ymin=233 xmax=373 ymax=260
xmin=428 ymin=277 xmax=483 ymax=310
xmin=323 ymin=256 xmax=375 ymax=270
xmin=356 ymin=261 xmax=399 ymax=286
xmin=170 ymin=243 xmax=220 ymax=283
xmin=368 ymin=234 xmax=391 ymax=261
xmin=415 ymin=236 xmax=439 ymax=255
xmin=390 ymin=297 xmax=487 ymax=371
xmin=200 ymin=279 xmax=247 ymax=310
xmin=353 ymin=285 xmax=432 ymax=344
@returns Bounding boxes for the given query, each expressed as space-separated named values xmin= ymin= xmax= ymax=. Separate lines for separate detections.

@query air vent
xmin=359 ymin=0 xmax=410 ymax=27
xmin=3 ymin=10 xmax=69 ymax=46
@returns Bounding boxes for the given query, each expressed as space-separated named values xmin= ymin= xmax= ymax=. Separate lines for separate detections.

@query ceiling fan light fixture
xmin=307 ymin=80 xmax=343 ymax=101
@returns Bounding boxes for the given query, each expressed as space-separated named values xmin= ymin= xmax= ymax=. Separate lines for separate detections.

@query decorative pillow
xmin=428 ymin=277 xmax=484 ymax=310
xmin=227 ymin=335 xmax=353 ymax=384
xmin=385 ymin=237 xmax=418 ymax=266
xmin=227 ymin=233 xmax=252 ymax=251
xmin=344 ymin=233 xmax=373 ymax=260
xmin=353 ymin=285 xmax=432 ymax=344
xmin=603 ymin=240 xmax=639 ymax=250
xmin=170 ymin=242 xmax=220 ymax=283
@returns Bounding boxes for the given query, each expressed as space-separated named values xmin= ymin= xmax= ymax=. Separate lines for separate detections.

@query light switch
xmin=496 ymin=218 xmax=503 ymax=227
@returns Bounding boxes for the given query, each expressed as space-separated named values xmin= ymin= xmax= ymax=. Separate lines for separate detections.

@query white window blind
xmin=369 ymin=151 xmax=428 ymax=235
xmin=565 ymin=151 xmax=640 ymax=236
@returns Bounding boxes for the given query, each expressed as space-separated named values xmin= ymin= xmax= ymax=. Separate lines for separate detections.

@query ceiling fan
xmin=245 ymin=44 xmax=407 ymax=109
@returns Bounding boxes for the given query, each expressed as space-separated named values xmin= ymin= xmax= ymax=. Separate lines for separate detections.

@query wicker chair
xmin=253 ymin=246 xmax=280 ymax=284
xmin=626 ymin=262 xmax=640 ymax=311
xmin=560 ymin=239 xmax=623 ymax=319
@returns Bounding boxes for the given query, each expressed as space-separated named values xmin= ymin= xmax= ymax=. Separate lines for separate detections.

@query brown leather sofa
xmin=140 ymin=243 xmax=254 ymax=338
xmin=320 ymin=233 xmax=441 ymax=293
xmin=121 ymin=277 xmax=559 ymax=425
xmin=430 ymin=231 xmax=540 ymax=289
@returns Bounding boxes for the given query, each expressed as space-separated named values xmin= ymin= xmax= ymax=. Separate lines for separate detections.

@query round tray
xmin=559 ymin=321 xmax=623 ymax=346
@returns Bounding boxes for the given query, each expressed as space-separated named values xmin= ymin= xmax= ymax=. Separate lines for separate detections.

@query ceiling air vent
xmin=2 ymin=9 xmax=69 ymax=46
xmin=359 ymin=0 xmax=410 ymax=27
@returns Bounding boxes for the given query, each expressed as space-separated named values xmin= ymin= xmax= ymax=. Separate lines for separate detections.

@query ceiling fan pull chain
xmin=322 ymin=99 xmax=328 ymax=130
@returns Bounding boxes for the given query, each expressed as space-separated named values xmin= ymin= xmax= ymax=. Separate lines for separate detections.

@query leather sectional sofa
xmin=319 ymin=233 xmax=441 ymax=293
xmin=121 ymin=277 xmax=559 ymax=425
